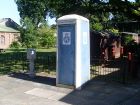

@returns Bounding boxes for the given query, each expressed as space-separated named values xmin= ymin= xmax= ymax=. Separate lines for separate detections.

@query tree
xmin=48 ymin=0 xmax=106 ymax=18
xmin=16 ymin=0 xmax=140 ymax=40
xmin=15 ymin=0 xmax=48 ymax=27
xmin=15 ymin=0 xmax=56 ymax=48
xmin=37 ymin=23 xmax=56 ymax=48
xmin=20 ymin=17 xmax=38 ymax=48
xmin=108 ymin=0 xmax=140 ymax=21
xmin=19 ymin=17 xmax=56 ymax=48
xmin=16 ymin=0 xmax=140 ymax=23
xmin=48 ymin=0 xmax=140 ymax=21
xmin=136 ymin=0 xmax=140 ymax=3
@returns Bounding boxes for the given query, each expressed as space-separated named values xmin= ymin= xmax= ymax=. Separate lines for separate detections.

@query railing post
xmin=120 ymin=46 xmax=124 ymax=59
xmin=112 ymin=46 xmax=115 ymax=59
xmin=101 ymin=51 xmax=105 ymax=67
xmin=122 ymin=60 xmax=126 ymax=84
xmin=128 ymin=52 xmax=132 ymax=72
xmin=120 ymin=46 xmax=126 ymax=84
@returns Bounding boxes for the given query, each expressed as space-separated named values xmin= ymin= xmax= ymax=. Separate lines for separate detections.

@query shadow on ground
xmin=9 ymin=72 xmax=56 ymax=86
xmin=7 ymin=71 xmax=140 ymax=105
xmin=59 ymin=80 xmax=140 ymax=105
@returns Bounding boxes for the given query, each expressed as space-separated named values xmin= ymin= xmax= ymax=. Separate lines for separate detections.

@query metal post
xmin=120 ymin=46 xmax=124 ymax=59
xmin=112 ymin=46 xmax=115 ymax=59
xmin=29 ymin=59 xmax=35 ymax=78
xmin=128 ymin=52 xmax=132 ymax=72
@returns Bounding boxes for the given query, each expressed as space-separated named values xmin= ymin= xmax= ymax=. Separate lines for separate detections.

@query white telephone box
xmin=56 ymin=14 xmax=90 ymax=89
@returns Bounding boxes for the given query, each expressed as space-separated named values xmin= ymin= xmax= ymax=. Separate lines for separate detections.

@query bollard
xmin=27 ymin=49 xmax=36 ymax=78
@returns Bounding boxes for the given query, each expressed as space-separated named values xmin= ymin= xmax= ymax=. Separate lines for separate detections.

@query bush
xmin=123 ymin=34 xmax=133 ymax=45
xmin=10 ymin=41 xmax=21 ymax=48
xmin=108 ymin=28 xmax=119 ymax=35
xmin=37 ymin=24 xmax=56 ymax=48
xmin=91 ymin=23 xmax=103 ymax=31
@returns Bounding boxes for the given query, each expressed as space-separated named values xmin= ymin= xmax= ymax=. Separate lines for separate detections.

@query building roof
xmin=0 ymin=18 xmax=20 ymax=33
xmin=0 ymin=25 xmax=19 ymax=33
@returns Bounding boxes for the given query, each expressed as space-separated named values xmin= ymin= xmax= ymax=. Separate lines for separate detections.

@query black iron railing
xmin=0 ymin=51 xmax=56 ymax=75
xmin=90 ymin=55 xmax=139 ymax=84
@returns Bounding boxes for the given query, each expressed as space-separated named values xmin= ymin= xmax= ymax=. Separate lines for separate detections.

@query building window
xmin=0 ymin=35 xmax=5 ymax=45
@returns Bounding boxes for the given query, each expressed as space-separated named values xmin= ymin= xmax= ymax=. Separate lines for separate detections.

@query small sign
xmin=83 ymin=32 xmax=88 ymax=45
xmin=31 ymin=51 xmax=34 ymax=55
xmin=63 ymin=32 xmax=71 ymax=45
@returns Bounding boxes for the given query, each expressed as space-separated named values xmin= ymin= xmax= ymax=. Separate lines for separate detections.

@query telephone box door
xmin=58 ymin=24 xmax=75 ymax=85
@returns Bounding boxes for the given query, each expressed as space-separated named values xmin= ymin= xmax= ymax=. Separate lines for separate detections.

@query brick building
xmin=0 ymin=18 xmax=20 ymax=49
xmin=90 ymin=31 xmax=121 ymax=60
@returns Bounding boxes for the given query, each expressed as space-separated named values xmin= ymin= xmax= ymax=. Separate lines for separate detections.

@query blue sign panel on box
xmin=63 ymin=32 xmax=71 ymax=45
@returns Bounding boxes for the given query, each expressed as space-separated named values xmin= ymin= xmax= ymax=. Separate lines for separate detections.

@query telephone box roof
xmin=57 ymin=14 xmax=89 ymax=22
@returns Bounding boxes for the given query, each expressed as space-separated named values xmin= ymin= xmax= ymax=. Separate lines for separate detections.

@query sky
xmin=0 ymin=0 xmax=20 ymax=24
xmin=0 ymin=0 xmax=56 ymax=25
xmin=0 ymin=0 xmax=135 ymax=25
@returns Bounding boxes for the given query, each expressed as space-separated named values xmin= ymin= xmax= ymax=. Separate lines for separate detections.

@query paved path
xmin=0 ymin=73 xmax=140 ymax=105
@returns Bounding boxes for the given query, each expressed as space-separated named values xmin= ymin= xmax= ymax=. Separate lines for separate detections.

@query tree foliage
xmin=109 ymin=0 xmax=140 ymax=21
xmin=10 ymin=41 xmax=21 ymax=48
xmin=37 ymin=23 xmax=56 ymax=48
xmin=20 ymin=17 xmax=38 ymax=48
xmin=15 ymin=0 xmax=48 ymax=27
xmin=47 ymin=0 xmax=140 ymax=30
xmin=48 ymin=0 xmax=140 ymax=21
xmin=16 ymin=0 xmax=140 ymax=22
xmin=15 ymin=0 xmax=57 ymax=48
xmin=15 ymin=0 xmax=140 ymax=47
xmin=19 ymin=17 xmax=56 ymax=48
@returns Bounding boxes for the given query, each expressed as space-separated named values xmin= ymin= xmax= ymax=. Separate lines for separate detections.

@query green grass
xmin=36 ymin=48 xmax=56 ymax=52
xmin=5 ymin=48 xmax=56 ymax=53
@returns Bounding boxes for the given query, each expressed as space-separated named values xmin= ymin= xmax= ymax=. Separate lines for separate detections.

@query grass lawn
xmin=5 ymin=48 xmax=56 ymax=53
xmin=36 ymin=48 xmax=56 ymax=52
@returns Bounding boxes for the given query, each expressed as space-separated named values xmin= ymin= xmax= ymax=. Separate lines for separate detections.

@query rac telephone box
xmin=56 ymin=14 xmax=90 ymax=89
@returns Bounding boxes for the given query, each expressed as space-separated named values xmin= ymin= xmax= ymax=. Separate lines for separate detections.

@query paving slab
xmin=0 ymin=74 xmax=140 ymax=105
xmin=25 ymin=88 xmax=67 ymax=100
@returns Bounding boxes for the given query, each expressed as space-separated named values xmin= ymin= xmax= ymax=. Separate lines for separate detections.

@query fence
xmin=90 ymin=58 xmax=126 ymax=83
xmin=0 ymin=50 xmax=56 ymax=75
xmin=0 ymin=49 xmax=139 ymax=84
xmin=90 ymin=51 xmax=140 ymax=84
